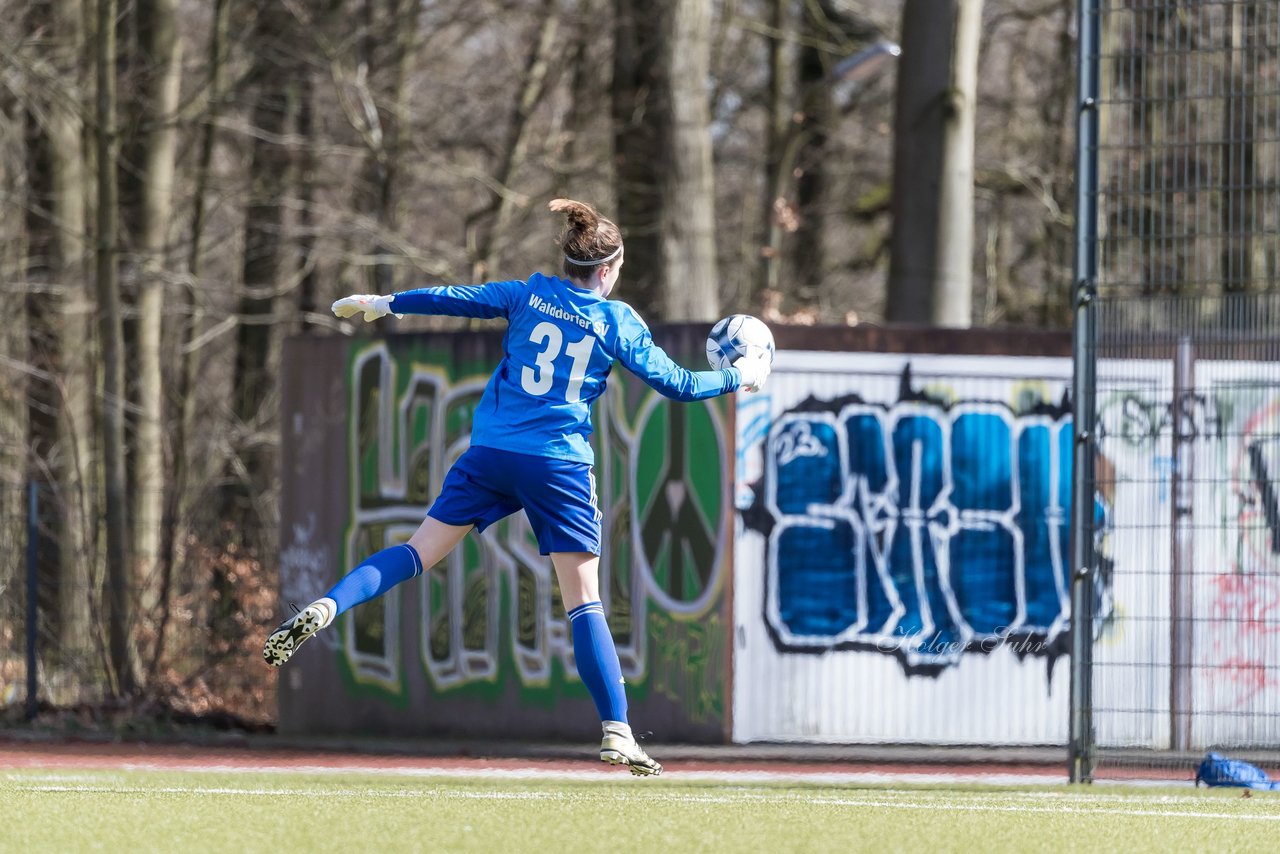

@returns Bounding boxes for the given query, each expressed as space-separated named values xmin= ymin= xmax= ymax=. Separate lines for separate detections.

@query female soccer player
xmin=263 ymin=199 xmax=771 ymax=776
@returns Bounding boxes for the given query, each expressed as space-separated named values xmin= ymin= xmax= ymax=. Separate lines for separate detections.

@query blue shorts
xmin=427 ymin=445 xmax=602 ymax=555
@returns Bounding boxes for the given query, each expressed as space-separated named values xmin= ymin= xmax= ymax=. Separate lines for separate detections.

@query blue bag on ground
xmin=1195 ymin=752 xmax=1280 ymax=790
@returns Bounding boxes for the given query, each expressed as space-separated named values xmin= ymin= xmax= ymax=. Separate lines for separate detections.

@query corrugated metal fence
xmin=733 ymin=343 xmax=1074 ymax=745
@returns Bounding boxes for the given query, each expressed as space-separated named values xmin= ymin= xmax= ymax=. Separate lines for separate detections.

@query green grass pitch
xmin=3 ymin=769 xmax=1277 ymax=853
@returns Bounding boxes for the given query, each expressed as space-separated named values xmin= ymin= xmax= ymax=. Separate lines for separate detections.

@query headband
xmin=564 ymin=244 xmax=623 ymax=266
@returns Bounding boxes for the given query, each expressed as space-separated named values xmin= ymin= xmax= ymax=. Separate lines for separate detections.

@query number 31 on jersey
xmin=521 ymin=321 xmax=595 ymax=403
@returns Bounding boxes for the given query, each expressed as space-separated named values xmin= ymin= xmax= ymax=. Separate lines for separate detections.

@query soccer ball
xmin=706 ymin=314 xmax=775 ymax=370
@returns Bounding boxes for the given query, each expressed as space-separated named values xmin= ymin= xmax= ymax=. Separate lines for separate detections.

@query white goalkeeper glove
xmin=331 ymin=293 xmax=401 ymax=322
xmin=734 ymin=354 xmax=771 ymax=393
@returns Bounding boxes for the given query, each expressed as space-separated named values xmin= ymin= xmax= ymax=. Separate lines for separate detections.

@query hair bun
xmin=548 ymin=198 xmax=599 ymax=233
xmin=551 ymin=198 xmax=622 ymax=275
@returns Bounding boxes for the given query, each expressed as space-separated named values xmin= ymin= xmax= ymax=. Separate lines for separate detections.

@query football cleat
xmin=600 ymin=724 xmax=663 ymax=777
xmin=263 ymin=604 xmax=326 ymax=667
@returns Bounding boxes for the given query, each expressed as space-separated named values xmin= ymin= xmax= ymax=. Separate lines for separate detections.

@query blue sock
xmin=325 ymin=543 xmax=424 ymax=617
xmin=568 ymin=601 xmax=628 ymax=724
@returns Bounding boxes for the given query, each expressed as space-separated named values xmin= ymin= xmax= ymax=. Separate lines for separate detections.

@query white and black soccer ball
xmin=706 ymin=314 xmax=775 ymax=370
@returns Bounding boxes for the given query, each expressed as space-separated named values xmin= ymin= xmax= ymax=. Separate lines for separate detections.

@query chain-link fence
xmin=0 ymin=482 xmax=115 ymax=715
xmin=0 ymin=479 xmax=278 ymax=726
xmin=1071 ymin=0 xmax=1280 ymax=779
xmin=0 ymin=484 xmax=34 ymax=715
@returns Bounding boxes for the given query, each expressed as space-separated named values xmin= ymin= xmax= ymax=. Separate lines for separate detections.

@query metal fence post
xmin=1068 ymin=0 xmax=1101 ymax=785
xmin=1170 ymin=336 xmax=1195 ymax=751
xmin=26 ymin=480 xmax=38 ymax=721
xmin=1068 ymin=289 xmax=1098 ymax=784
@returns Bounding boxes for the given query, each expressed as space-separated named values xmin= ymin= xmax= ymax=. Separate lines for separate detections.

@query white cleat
xmin=263 ymin=604 xmax=326 ymax=667
xmin=600 ymin=722 xmax=663 ymax=777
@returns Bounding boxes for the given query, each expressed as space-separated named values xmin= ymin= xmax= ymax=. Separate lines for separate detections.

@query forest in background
xmin=0 ymin=0 xmax=1081 ymax=722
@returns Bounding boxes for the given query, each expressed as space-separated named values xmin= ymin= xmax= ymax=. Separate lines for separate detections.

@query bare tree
xmin=294 ymin=60 xmax=322 ymax=324
xmin=662 ymin=0 xmax=719 ymax=320
xmin=884 ymin=0 xmax=945 ymax=325
xmin=931 ymin=0 xmax=981 ymax=325
xmin=160 ymin=0 xmax=231 ymax=651
xmin=130 ymin=0 xmax=183 ymax=672
xmin=94 ymin=0 xmax=133 ymax=695
xmin=754 ymin=0 xmax=880 ymax=320
xmin=0 ymin=83 xmax=26 ymax=366
xmin=21 ymin=0 xmax=96 ymax=659
xmin=790 ymin=2 xmax=837 ymax=313
xmin=342 ymin=0 xmax=420 ymax=295
xmin=612 ymin=0 xmax=664 ymax=313
xmin=468 ymin=0 xmax=560 ymax=281
xmin=756 ymin=0 xmax=798 ymax=308
xmin=1 ymin=12 xmax=33 ymax=639
xmin=224 ymin=2 xmax=295 ymax=539
xmin=886 ymin=0 xmax=983 ymax=327
xmin=612 ymin=0 xmax=718 ymax=320
xmin=554 ymin=0 xmax=603 ymax=201
xmin=1222 ymin=1 xmax=1258 ymax=296
xmin=885 ymin=0 xmax=983 ymax=327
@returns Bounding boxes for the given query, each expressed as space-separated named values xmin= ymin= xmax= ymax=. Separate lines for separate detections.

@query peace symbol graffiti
xmin=628 ymin=395 xmax=728 ymax=615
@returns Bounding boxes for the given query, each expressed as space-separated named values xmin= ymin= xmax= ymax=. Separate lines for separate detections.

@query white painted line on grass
xmin=10 ymin=780 xmax=1278 ymax=823
xmin=26 ymin=761 xmax=1068 ymax=788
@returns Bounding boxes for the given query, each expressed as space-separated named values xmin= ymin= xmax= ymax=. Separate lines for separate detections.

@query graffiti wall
xmin=728 ymin=346 xmax=1280 ymax=748
xmin=279 ymin=325 xmax=1280 ymax=749
xmin=278 ymin=328 xmax=732 ymax=742
xmin=1093 ymin=359 xmax=1280 ymax=749
xmin=733 ymin=351 xmax=1079 ymax=744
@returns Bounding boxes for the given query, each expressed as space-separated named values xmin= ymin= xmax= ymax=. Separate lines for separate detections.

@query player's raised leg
xmin=553 ymin=551 xmax=662 ymax=777
xmin=264 ymin=517 xmax=471 ymax=666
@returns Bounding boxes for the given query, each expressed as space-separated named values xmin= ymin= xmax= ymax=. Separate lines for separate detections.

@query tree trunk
xmin=613 ymin=0 xmax=718 ymax=320
xmin=612 ymin=0 xmax=665 ymax=314
xmin=931 ymin=0 xmax=981 ymax=327
xmin=155 ymin=0 xmax=230 ymax=675
xmin=352 ymin=0 xmax=392 ymax=295
xmin=790 ymin=10 xmax=831 ymax=314
xmin=387 ymin=0 xmax=418 ymax=295
xmin=95 ymin=0 xmax=133 ymax=696
xmin=1221 ymin=1 xmax=1257 ymax=297
xmin=885 ymin=0 xmax=983 ymax=326
xmin=1130 ymin=8 xmax=1174 ymax=296
xmin=50 ymin=0 xmax=96 ymax=673
xmin=472 ymin=0 xmax=559 ymax=281
xmin=556 ymin=0 xmax=595 ymax=199
xmin=756 ymin=0 xmax=796 ymax=309
xmin=22 ymin=0 xmax=97 ymax=666
xmin=662 ymin=0 xmax=719 ymax=320
xmin=225 ymin=3 xmax=294 ymax=543
xmin=295 ymin=68 xmax=321 ymax=323
xmin=0 ymin=76 xmax=31 ymax=646
xmin=132 ymin=0 xmax=183 ymax=673
xmin=887 ymin=0 xmax=954 ymax=324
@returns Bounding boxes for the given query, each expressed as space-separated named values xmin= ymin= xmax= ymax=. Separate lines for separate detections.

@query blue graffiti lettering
xmin=764 ymin=395 xmax=1074 ymax=668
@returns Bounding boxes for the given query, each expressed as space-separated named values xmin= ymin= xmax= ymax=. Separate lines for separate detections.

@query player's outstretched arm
xmin=332 ymin=281 xmax=524 ymax=322
xmin=391 ymin=282 xmax=524 ymax=318
xmin=615 ymin=332 xmax=745 ymax=401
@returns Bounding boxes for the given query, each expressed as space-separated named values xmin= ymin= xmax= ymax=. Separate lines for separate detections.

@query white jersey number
xmin=521 ymin=321 xmax=595 ymax=403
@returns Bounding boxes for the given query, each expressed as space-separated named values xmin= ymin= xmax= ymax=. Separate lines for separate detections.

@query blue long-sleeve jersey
xmin=390 ymin=272 xmax=741 ymax=464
